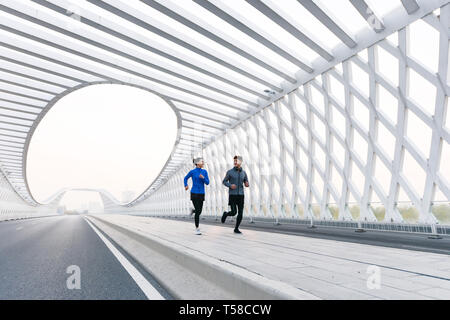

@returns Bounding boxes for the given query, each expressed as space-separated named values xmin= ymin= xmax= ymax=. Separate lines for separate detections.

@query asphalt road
xmin=0 ymin=215 xmax=171 ymax=300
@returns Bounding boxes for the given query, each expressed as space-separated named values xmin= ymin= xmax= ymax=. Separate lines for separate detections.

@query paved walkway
xmin=95 ymin=214 xmax=450 ymax=300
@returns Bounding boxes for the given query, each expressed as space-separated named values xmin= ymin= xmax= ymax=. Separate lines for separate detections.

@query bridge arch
xmin=23 ymin=81 xmax=182 ymax=205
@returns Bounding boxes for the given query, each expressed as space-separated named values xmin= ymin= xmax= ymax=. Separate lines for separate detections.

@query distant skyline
xmin=26 ymin=84 xmax=177 ymax=211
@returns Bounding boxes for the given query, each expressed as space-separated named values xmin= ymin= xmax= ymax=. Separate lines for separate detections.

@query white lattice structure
xmin=114 ymin=5 xmax=450 ymax=235
xmin=0 ymin=169 xmax=58 ymax=220
xmin=0 ymin=1 xmax=448 ymax=234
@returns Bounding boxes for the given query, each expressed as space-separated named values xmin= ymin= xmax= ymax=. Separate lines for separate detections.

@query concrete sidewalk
xmin=89 ymin=214 xmax=450 ymax=300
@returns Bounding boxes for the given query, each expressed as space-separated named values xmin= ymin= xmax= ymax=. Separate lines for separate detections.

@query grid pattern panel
xmin=0 ymin=169 xmax=58 ymax=220
xmin=0 ymin=0 xmax=445 ymax=207
xmin=121 ymin=7 xmax=450 ymax=229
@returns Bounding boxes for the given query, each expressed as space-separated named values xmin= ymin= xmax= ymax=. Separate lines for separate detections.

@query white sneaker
xmin=195 ymin=228 xmax=202 ymax=235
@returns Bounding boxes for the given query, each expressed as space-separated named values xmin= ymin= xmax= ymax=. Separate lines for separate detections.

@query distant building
xmin=56 ymin=205 xmax=66 ymax=215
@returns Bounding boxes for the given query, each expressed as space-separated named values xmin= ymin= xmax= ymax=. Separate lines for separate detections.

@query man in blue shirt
xmin=184 ymin=157 xmax=209 ymax=235
xmin=221 ymin=155 xmax=249 ymax=234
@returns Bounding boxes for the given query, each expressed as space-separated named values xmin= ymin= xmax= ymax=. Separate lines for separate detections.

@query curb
xmin=87 ymin=215 xmax=319 ymax=300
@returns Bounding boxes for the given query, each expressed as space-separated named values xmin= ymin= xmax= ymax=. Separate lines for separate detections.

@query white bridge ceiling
xmin=0 ymin=0 xmax=446 ymax=206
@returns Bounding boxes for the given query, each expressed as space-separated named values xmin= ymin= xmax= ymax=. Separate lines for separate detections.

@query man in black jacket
xmin=221 ymin=155 xmax=249 ymax=234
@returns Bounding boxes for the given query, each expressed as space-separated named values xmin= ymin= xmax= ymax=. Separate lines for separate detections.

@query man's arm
xmin=222 ymin=170 xmax=231 ymax=188
xmin=244 ymin=171 xmax=249 ymax=187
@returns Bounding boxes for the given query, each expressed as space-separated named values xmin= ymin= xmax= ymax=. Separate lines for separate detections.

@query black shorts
xmin=191 ymin=193 xmax=205 ymax=201
xmin=228 ymin=194 xmax=244 ymax=206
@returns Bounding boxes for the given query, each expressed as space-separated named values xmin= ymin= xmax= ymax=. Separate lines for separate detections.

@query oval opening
xmin=26 ymin=84 xmax=178 ymax=207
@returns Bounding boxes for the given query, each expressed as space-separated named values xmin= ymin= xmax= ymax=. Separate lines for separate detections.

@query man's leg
xmin=222 ymin=196 xmax=236 ymax=223
xmin=234 ymin=196 xmax=244 ymax=231
xmin=228 ymin=198 xmax=238 ymax=217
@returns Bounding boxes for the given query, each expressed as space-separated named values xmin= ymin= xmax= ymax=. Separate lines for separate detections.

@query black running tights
xmin=192 ymin=198 xmax=204 ymax=228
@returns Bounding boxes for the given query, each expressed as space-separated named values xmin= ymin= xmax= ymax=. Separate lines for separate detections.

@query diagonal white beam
xmin=245 ymin=0 xmax=334 ymax=61
xmin=193 ymin=0 xmax=312 ymax=73
xmin=297 ymin=0 xmax=357 ymax=48
xmin=349 ymin=0 xmax=385 ymax=33
xmin=85 ymin=0 xmax=283 ymax=92
xmin=401 ymin=0 xmax=420 ymax=14
xmin=18 ymin=1 xmax=262 ymax=106
xmin=0 ymin=10 xmax=257 ymax=111
xmin=141 ymin=0 xmax=299 ymax=83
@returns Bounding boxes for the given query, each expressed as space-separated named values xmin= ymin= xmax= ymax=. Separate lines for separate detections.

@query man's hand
xmin=244 ymin=181 xmax=249 ymax=187
xmin=185 ymin=186 xmax=189 ymax=191
xmin=230 ymin=184 xmax=237 ymax=190
xmin=199 ymin=174 xmax=204 ymax=179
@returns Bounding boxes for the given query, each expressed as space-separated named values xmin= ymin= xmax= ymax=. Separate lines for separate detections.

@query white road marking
xmin=16 ymin=226 xmax=23 ymax=231
xmin=83 ymin=217 xmax=165 ymax=300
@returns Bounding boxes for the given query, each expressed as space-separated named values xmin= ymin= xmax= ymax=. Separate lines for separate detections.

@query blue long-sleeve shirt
xmin=184 ymin=167 xmax=209 ymax=194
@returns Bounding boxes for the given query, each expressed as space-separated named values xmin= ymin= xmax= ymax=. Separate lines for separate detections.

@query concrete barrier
xmin=87 ymin=215 xmax=319 ymax=300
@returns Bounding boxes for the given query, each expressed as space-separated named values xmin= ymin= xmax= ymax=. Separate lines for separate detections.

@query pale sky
xmin=26 ymin=84 xmax=177 ymax=210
